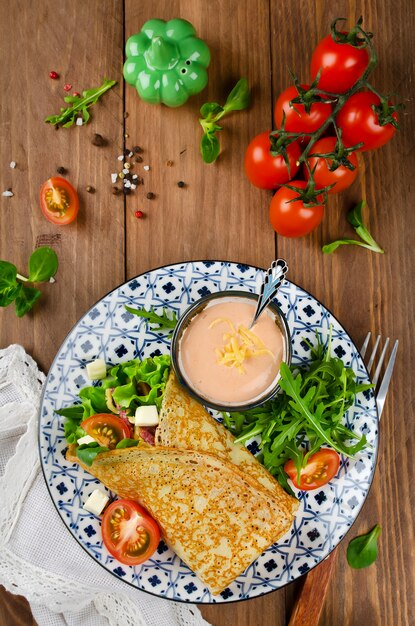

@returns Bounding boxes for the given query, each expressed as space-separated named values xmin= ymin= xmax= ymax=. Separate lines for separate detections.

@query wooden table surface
xmin=1 ymin=1 xmax=414 ymax=625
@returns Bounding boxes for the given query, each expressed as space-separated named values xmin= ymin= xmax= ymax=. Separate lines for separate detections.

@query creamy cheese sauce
xmin=179 ymin=299 xmax=285 ymax=405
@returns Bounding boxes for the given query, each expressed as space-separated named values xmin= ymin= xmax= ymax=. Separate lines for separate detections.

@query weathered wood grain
xmin=271 ymin=2 xmax=415 ymax=625
xmin=123 ymin=0 xmax=275 ymax=278
xmin=0 ymin=0 xmax=124 ymax=373
xmin=0 ymin=0 xmax=414 ymax=625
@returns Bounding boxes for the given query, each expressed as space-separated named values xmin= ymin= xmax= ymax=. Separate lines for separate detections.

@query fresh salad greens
xmin=45 ymin=78 xmax=116 ymax=127
xmin=0 ymin=246 xmax=58 ymax=317
xmin=199 ymin=78 xmax=250 ymax=163
xmin=125 ymin=305 xmax=178 ymax=335
xmin=57 ymin=354 xmax=170 ymax=465
xmin=223 ymin=330 xmax=372 ymax=494
xmin=347 ymin=525 xmax=381 ymax=568
xmin=322 ymin=201 xmax=384 ymax=254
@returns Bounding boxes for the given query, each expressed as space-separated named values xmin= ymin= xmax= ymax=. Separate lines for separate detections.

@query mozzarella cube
xmin=83 ymin=489 xmax=110 ymax=516
xmin=86 ymin=358 xmax=107 ymax=380
xmin=134 ymin=405 xmax=159 ymax=427
xmin=77 ymin=434 xmax=96 ymax=446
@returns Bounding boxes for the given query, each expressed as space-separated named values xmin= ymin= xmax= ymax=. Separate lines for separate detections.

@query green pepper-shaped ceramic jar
xmin=124 ymin=18 xmax=210 ymax=107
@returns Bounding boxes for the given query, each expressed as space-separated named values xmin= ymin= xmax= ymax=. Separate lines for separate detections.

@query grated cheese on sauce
xmin=209 ymin=318 xmax=273 ymax=374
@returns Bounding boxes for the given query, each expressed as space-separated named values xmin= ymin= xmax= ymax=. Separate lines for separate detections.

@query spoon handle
xmin=250 ymin=259 xmax=288 ymax=328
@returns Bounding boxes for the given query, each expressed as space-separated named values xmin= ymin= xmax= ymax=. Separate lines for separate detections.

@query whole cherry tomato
xmin=311 ymin=34 xmax=369 ymax=93
xmin=244 ymin=131 xmax=301 ymax=189
xmin=336 ymin=92 xmax=398 ymax=151
xmin=274 ymin=85 xmax=332 ymax=137
xmin=269 ymin=180 xmax=325 ymax=238
xmin=305 ymin=137 xmax=358 ymax=194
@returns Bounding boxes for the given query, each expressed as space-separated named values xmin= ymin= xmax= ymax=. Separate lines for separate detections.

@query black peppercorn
xmin=56 ymin=166 xmax=66 ymax=175
xmin=177 ymin=181 xmax=186 ymax=188
xmin=146 ymin=192 xmax=155 ymax=200
xmin=91 ymin=133 xmax=106 ymax=147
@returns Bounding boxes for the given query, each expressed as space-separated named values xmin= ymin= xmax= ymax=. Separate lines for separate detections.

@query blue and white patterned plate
xmin=39 ymin=261 xmax=378 ymax=604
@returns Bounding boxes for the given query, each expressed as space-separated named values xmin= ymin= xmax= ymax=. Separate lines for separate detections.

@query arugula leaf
xmin=45 ymin=78 xmax=116 ymax=127
xmin=226 ymin=330 xmax=371 ymax=493
xmin=347 ymin=525 xmax=381 ymax=568
xmin=28 ymin=247 xmax=58 ymax=282
xmin=199 ymin=78 xmax=250 ymax=163
xmin=76 ymin=442 xmax=109 ymax=467
xmin=124 ymin=305 xmax=177 ymax=332
xmin=322 ymin=201 xmax=384 ymax=254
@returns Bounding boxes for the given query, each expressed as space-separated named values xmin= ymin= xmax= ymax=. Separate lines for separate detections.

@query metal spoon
xmin=249 ymin=259 xmax=288 ymax=328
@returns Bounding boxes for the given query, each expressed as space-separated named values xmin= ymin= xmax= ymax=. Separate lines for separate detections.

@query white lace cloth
xmin=0 ymin=345 xmax=210 ymax=626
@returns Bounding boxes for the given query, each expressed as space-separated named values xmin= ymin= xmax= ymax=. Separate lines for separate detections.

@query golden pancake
xmin=157 ymin=371 xmax=298 ymax=515
xmin=89 ymin=446 xmax=293 ymax=594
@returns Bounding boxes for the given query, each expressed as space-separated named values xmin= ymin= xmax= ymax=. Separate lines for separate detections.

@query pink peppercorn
xmin=135 ymin=210 xmax=144 ymax=219
xmin=73 ymin=92 xmax=80 ymax=97
xmin=63 ymin=83 xmax=72 ymax=92
xmin=49 ymin=71 xmax=59 ymax=79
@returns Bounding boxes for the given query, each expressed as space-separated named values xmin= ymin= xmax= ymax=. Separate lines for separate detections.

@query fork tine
xmin=366 ymin=335 xmax=381 ymax=373
xmin=372 ymin=337 xmax=390 ymax=385
xmin=360 ymin=332 xmax=371 ymax=358
xmin=376 ymin=340 xmax=399 ymax=419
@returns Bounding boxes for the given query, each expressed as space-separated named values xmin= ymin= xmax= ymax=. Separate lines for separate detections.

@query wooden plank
xmin=270 ymin=2 xmax=415 ymax=625
xmin=0 ymin=0 xmax=124 ymax=372
xmin=123 ymin=1 xmax=285 ymax=624
xmin=123 ymin=0 xmax=275 ymax=279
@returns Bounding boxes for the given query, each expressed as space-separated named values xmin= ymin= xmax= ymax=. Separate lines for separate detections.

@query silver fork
xmin=360 ymin=332 xmax=399 ymax=418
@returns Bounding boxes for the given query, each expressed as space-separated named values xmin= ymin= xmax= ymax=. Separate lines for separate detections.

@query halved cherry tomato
xmin=284 ymin=449 xmax=340 ymax=490
xmin=336 ymin=92 xmax=398 ymax=151
xmin=274 ymin=85 xmax=332 ymax=137
xmin=102 ymin=499 xmax=160 ymax=566
xmin=311 ymin=34 xmax=369 ymax=94
xmin=244 ymin=131 xmax=301 ymax=189
xmin=269 ymin=180 xmax=325 ymax=238
xmin=305 ymin=137 xmax=358 ymax=194
xmin=81 ymin=414 xmax=132 ymax=449
xmin=40 ymin=176 xmax=79 ymax=225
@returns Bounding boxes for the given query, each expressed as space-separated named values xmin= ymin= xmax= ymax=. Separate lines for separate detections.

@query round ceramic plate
xmin=39 ymin=261 xmax=378 ymax=604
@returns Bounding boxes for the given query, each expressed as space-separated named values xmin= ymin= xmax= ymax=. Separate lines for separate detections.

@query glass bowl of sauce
xmin=171 ymin=291 xmax=291 ymax=411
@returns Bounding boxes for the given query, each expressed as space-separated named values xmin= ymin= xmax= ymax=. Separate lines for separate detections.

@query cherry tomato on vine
xmin=269 ymin=181 xmax=325 ymax=238
xmin=102 ymin=499 xmax=160 ymax=566
xmin=274 ymin=86 xmax=332 ymax=138
xmin=81 ymin=414 xmax=132 ymax=449
xmin=284 ymin=449 xmax=340 ymax=490
xmin=336 ymin=92 xmax=398 ymax=151
xmin=305 ymin=137 xmax=358 ymax=194
xmin=244 ymin=131 xmax=301 ymax=189
xmin=311 ymin=34 xmax=369 ymax=94
xmin=40 ymin=177 xmax=79 ymax=225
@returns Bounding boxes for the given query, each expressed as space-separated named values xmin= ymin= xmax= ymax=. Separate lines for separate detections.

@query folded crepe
xmin=157 ymin=371 xmax=299 ymax=516
xmin=66 ymin=370 xmax=298 ymax=594
xmin=88 ymin=446 xmax=294 ymax=595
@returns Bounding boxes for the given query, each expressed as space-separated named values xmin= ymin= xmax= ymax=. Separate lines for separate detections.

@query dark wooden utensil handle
xmin=288 ymin=549 xmax=338 ymax=626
